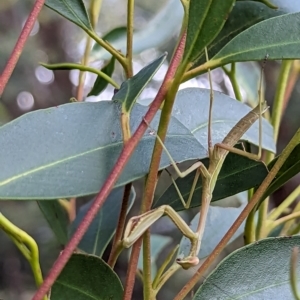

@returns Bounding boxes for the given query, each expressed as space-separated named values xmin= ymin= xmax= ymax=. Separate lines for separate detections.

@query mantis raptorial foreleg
xmin=122 ymin=204 xmax=201 ymax=267
xmin=122 ymin=51 xmax=269 ymax=269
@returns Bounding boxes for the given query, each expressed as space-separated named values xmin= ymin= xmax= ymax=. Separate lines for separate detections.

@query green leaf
xmin=183 ymin=0 xmax=235 ymax=63
xmin=90 ymin=0 xmax=183 ymax=61
xmin=70 ymin=186 xmax=135 ymax=256
xmin=37 ymin=200 xmax=69 ymax=245
xmin=172 ymin=88 xmax=276 ymax=153
xmin=136 ymin=234 xmax=172 ymax=280
xmin=153 ymin=148 xmax=268 ymax=210
xmin=260 ymin=143 xmax=300 ymax=203
xmin=51 ymin=253 xmax=123 ymax=299
xmin=209 ymin=12 xmax=300 ymax=69
xmin=112 ymin=54 xmax=166 ymax=113
xmin=45 ymin=0 xmax=92 ymax=30
xmin=193 ymin=1 xmax=284 ymax=67
xmin=0 ymin=101 xmax=202 ymax=199
xmin=87 ymin=57 xmax=116 ymax=97
xmin=193 ymin=235 xmax=300 ymax=300
xmin=178 ymin=204 xmax=246 ymax=261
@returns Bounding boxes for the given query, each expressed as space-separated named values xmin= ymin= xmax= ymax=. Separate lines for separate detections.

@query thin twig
xmin=222 ymin=63 xmax=243 ymax=101
xmin=126 ymin=0 xmax=134 ymax=77
xmin=108 ymin=183 xmax=132 ymax=267
xmin=271 ymin=211 xmax=300 ymax=230
xmin=0 ymin=0 xmax=46 ymax=96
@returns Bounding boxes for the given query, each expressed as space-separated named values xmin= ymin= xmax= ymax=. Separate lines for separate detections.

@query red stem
xmin=122 ymin=32 xmax=187 ymax=300
xmin=32 ymin=32 xmax=187 ymax=300
xmin=0 ymin=0 xmax=46 ymax=96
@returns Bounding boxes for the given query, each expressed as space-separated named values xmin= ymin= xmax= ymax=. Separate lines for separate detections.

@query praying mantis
xmin=122 ymin=53 xmax=269 ymax=270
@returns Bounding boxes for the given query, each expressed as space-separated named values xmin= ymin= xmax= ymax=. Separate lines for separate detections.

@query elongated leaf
xmin=153 ymin=148 xmax=268 ymax=210
xmin=51 ymin=253 xmax=123 ymax=299
xmin=260 ymin=143 xmax=300 ymax=203
xmin=45 ymin=0 xmax=92 ymax=30
xmin=113 ymin=54 xmax=166 ymax=113
xmin=193 ymin=235 xmax=300 ymax=300
xmin=90 ymin=0 xmax=183 ymax=61
xmin=172 ymin=88 xmax=275 ymax=153
xmin=178 ymin=204 xmax=246 ymax=261
xmin=183 ymin=0 xmax=235 ymax=63
xmin=70 ymin=187 xmax=135 ymax=256
xmin=38 ymin=200 xmax=69 ymax=245
xmin=208 ymin=12 xmax=300 ymax=69
xmin=194 ymin=1 xmax=284 ymax=67
xmin=87 ymin=57 xmax=115 ymax=97
xmin=0 ymin=101 xmax=202 ymax=199
xmin=136 ymin=234 xmax=172 ymax=280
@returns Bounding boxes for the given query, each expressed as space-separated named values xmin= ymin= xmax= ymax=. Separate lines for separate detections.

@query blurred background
xmin=0 ymin=0 xmax=299 ymax=299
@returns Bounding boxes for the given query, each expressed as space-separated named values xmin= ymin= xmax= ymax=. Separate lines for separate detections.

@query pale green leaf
xmin=172 ymin=88 xmax=275 ymax=153
xmin=113 ymin=54 xmax=166 ymax=113
xmin=194 ymin=235 xmax=300 ymax=300
xmin=0 ymin=101 xmax=202 ymax=199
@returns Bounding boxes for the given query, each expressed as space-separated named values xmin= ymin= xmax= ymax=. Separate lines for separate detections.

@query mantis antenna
xmin=122 ymin=52 xmax=269 ymax=269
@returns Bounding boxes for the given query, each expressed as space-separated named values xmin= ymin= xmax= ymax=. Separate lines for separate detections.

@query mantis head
xmin=176 ymin=255 xmax=200 ymax=270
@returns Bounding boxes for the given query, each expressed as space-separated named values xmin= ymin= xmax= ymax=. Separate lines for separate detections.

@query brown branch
xmin=0 ymin=0 xmax=46 ymax=96
xmin=174 ymin=128 xmax=300 ymax=300
xmin=122 ymin=32 xmax=187 ymax=300
xmin=107 ymin=183 xmax=132 ymax=267
xmin=32 ymin=30 xmax=187 ymax=300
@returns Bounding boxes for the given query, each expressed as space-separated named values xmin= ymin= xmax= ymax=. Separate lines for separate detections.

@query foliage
xmin=0 ymin=0 xmax=300 ymax=300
